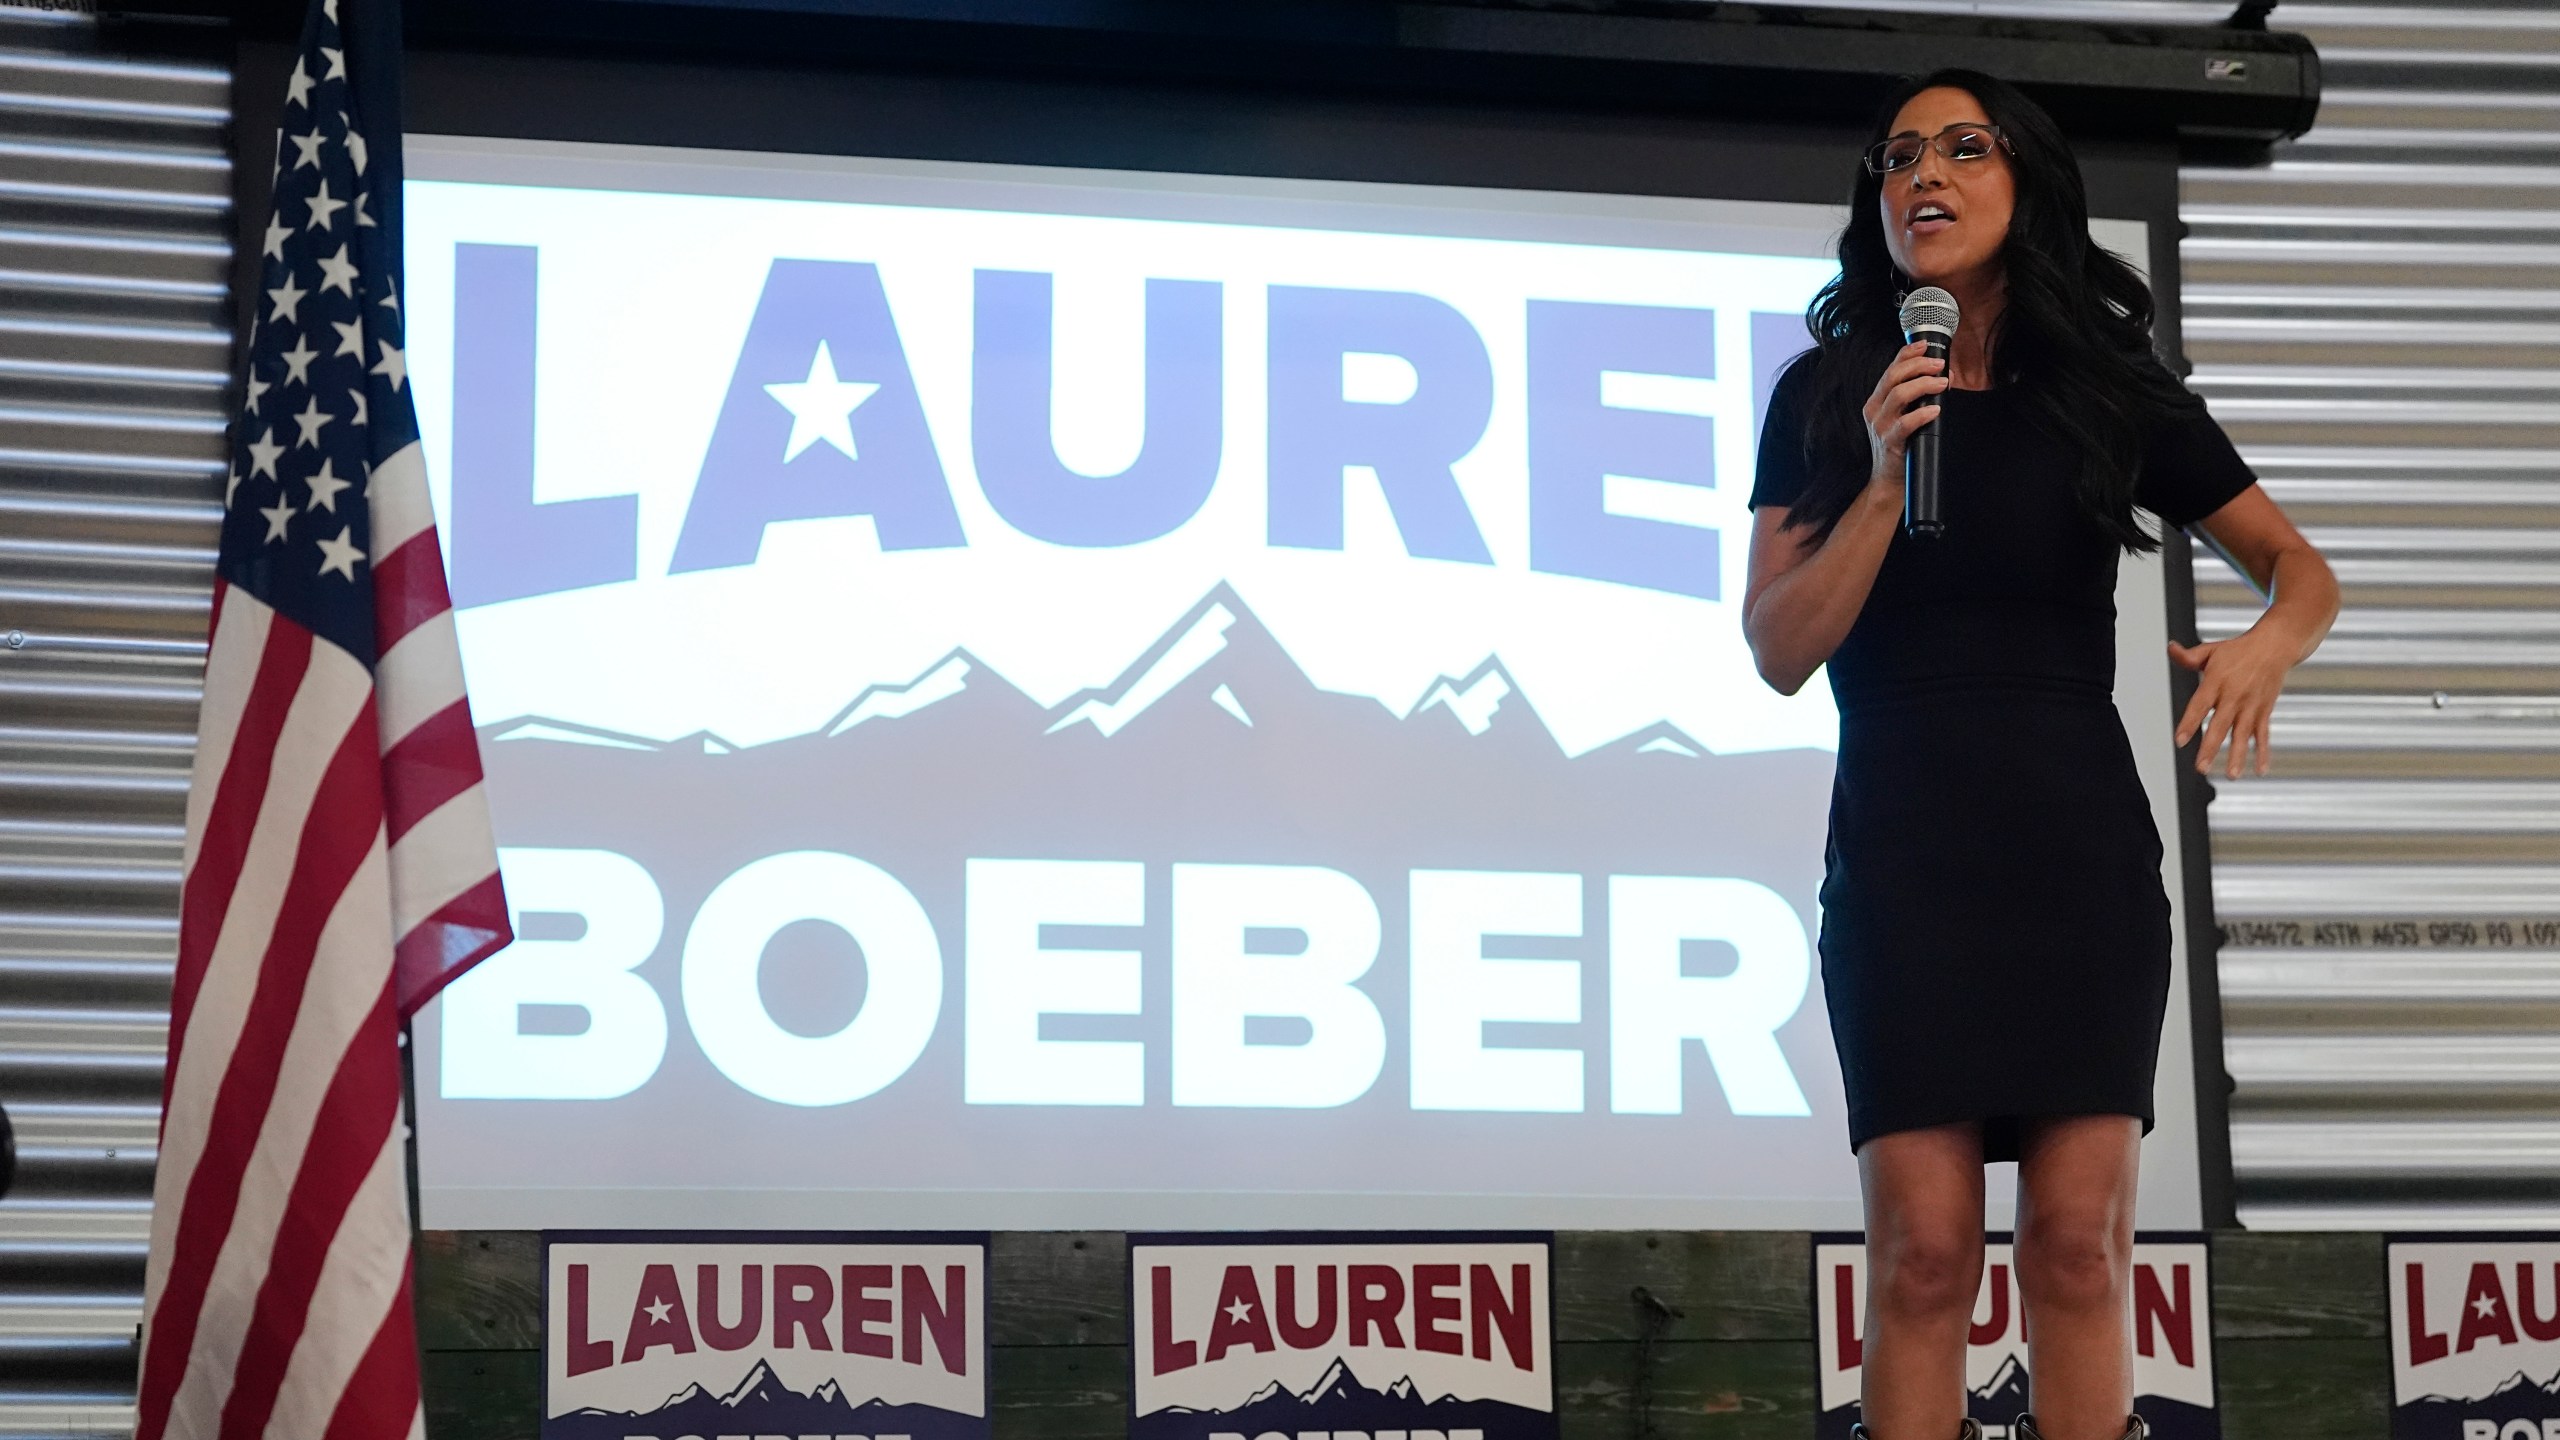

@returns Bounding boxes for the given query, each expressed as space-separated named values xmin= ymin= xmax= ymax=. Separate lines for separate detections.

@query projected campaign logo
xmin=1130 ymin=1234 xmax=1554 ymax=1440
xmin=541 ymin=1233 xmax=986 ymax=1440
xmin=403 ymin=147 xmax=1855 ymax=1229
xmin=1815 ymin=1236 xmax=2218 ymax=1440
xmin=2389 ymin=1237 xmax=2560 ymax=1440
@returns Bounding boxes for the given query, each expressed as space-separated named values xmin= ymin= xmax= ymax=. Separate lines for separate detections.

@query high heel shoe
xmin=2012 ymin=1415 xmax=2148 ymax=1440
xmin=1850 ymin=1420 xmax=1984 ymax=1440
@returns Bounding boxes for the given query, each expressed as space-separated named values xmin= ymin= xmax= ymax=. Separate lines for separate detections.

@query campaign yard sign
xmin=1130 ymin=1233 xmax=1556 ymax=1440
xmin=2389 ymin=1236 xmax=2560 ymax=1440
xmin=542 ymin=1232 xmax=987 ymax=1440
xmin=1814 ymin=1235 xmax=2217 ymax=1440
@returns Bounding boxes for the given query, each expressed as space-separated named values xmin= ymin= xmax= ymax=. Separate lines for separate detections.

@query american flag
xmin=135 ymin=0 xmax=512 ymax=1434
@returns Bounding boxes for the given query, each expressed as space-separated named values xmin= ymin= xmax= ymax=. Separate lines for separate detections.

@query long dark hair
xmin=1784 ymin=68 xmax=2203 ymax=550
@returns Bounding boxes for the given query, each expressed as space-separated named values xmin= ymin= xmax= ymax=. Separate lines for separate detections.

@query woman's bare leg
xmin=1858 ymin=1123 xmax=1987 ymax=1440
xmin=2013 ymin=1115 xmax=2142 ymax=1440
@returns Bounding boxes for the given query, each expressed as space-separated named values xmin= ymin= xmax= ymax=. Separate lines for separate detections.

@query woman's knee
xmin=1871 ymin=1217 xmax=1984 ymax=1320
xmin=2017 ymin=1208 xmax=2129 ymax=1312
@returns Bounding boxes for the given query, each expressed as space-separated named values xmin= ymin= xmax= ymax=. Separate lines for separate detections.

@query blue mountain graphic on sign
xmin=1132 ymin=1357 xmax=1544 ymax=1440
xmin=547 ymin=1357 xmax=982 ymax=1440
xmin=2399 ymin=1365 xmax=2560 ymax=1440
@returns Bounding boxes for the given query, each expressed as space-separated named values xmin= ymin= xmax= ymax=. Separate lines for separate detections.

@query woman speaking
xmin=1745 ymin=70 xmax=2338 ymax=1440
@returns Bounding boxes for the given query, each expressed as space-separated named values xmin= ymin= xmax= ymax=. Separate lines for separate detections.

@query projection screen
xmin=404 ymin=137 xmax=2204 ymax=1231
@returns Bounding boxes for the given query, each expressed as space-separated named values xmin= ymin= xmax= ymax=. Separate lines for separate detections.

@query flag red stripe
xmin=393 ymin=869 xmax=510 ymax=1016
xmin=136 ymin=706 xmax=385 ymax=1440
xmin=320 ymin=1259 xmax=423 ymax=1440
xmin=162 ymin=617 xmax=315 ymax=1118
xmin=212 ymin=978 xmax=402 ymax=1440
xmin=381 ymin=699 xmax=480 ymax=844
xmin=371 ymin=528 xmax=452 ymax=657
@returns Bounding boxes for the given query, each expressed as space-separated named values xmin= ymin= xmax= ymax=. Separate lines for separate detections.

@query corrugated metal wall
xmin=2181 ymin=0 xmax=2560 ymax=1229
xmin=0 ymin=6 xmax=229 ymax=1436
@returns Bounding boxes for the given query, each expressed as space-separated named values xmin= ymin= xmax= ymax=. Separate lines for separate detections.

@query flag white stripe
xmin=180 ymin=595 xmax=274 ymax=876
xmin=259 ymin=1128 xmax=412 ymax=1440
xmin=146 ymin=624 xmax=376 ymax=1324
xmin=366 ymin=440 xmax=435 ymax=560
xmin=373 ymin=606 xmax=465 ymax=748
xmin=160 ymin=835 xmax=392 ymax=1438
xmin=386 ymin=782 xmax=500 ymax=937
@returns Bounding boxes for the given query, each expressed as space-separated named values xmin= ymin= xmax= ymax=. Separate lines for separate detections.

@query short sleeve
xmin=2139 ymin=400 xmax=2257 ymax=528
xmin=1749 ymin=355 xmax=1817 ymax=511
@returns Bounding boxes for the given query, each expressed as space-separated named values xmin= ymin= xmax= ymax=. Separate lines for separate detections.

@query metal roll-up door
xmin=2180 ymin=0 xmax=2560 ymax=1228
xmin=0 ymin=8 xmax=229 ymax=1436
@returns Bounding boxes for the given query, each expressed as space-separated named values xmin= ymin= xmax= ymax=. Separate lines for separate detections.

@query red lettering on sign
xmin=1968 ymin=1265 xmax=2011 ymax=1347
xmin=774 ymin=1264 xmax=834 ymax=1350
xmin=698 ymin=1265 xmax=761 ymax=1352
xmin=2456 ymin=1262 xmax=2518 ymax=1354
xmin=843 ymin=1264 xmax=894 ymax=1360
xmin=621 ymin=1263 xmax=698 ymax=1363
xmin=1414 ymin=1265 xmax=1462 ymax=1356
xmin=1349 ymin=1265 xmax=1407 ymax=1348
xmin=1276 ymin=1266 xmax=1337 ymax=1350
xmin=903 ymin=1263 xmax=968 ymax=1375
xmin=566 ymin=1264 xmax=613 ymax=1377
xmin=2407 ymin=1263 xmax=2449 ymax=1367
xmin=1152 ymin=1266 xmax=1198 ymax=1376
xmin=1469 ymin=1263 xmax=1532 ymax=1371
xmin=2133 ymin=1263 xmax=2193 ymax=1368
xmin=1832 ymin=1265 xmax=1862 ymax=1371
xmin=1205 ymin=1266 xmax=1276 ymax=1363
xmin=2519 ymin=1263 xmax=2560 ymax=1344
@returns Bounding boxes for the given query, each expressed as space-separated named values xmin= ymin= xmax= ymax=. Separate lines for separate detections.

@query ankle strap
xmin=2013 ymin=1416 xmax=2148 ymax=1440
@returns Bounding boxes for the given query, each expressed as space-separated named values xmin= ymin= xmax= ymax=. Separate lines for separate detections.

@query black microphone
xmin=1898 ymin=286 xmax=1958 ymax=538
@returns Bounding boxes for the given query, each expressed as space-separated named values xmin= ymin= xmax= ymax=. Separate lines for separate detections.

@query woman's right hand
xmin=1863 ymin=340 xmax=1949 ymax=492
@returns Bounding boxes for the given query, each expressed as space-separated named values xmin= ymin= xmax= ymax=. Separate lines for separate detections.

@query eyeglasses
xmin=1864 ymin=123 xmax=2012 ymax=176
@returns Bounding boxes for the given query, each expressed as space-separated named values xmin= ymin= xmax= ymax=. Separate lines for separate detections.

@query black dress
xmin=1750 ymin=365 xmax=2256 ymax=1162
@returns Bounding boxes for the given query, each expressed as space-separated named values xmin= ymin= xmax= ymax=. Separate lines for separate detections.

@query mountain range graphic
xmin=488 ymin=581 xmax=1738 ymax=762
xmin=1820 ymin=1356 xmax=2217 ymax=1440
xmin=2401 ymin=1364 xmax=2560 ymax=1438
xmin=1133 ymin=1356 xmax=1546 ymax=1440
xmin=547 ymin=1356 xmax=982 ymax=1440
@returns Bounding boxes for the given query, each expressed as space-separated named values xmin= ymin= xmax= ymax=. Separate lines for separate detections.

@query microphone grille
xmin=1900 ymin=286 xmax=1960 ymax=338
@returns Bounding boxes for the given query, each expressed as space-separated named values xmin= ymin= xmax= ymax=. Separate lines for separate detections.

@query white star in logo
xmin=646 ymin=1299 xmax=674 ymax=1325
xmin=284 ymin=58 xmax=313 ymax=108
xmin=346 ymin=128 xmax=368 ymax=177
xmin=292 ymin=394 xmax=333 ymax=449
xmin=764 ymin=342 xmax=879 ymax=462
xmin=2474 ymin=1294 xmax=2500 ymax=1319
xmin=305 ymin=178 xmax=346 ymax=232
xmin=1224 ymin=1299 xmax=1254 ymax=1326
xmin=321 ymin=46 xmax=345 ymax=81
xmin=316 ymin=525 xmax=363 ymax=580
xmin=280 ymin=336 xmax=318 ymax=387
xmin=262 ymin=214 xmax=292 ymax=261
xmin=332 ymin=318 xmax=365 ymax=359
xmin=304 ymin=457 xmax=351 ymax=512
xmin=247 ymin=427 xmax=284 ymax=481
xmin=316 ymin=243 xmax=358 ymax=297
xmin=289 ymin=129 xmax=326 ymax=171
xmin=267 ymin=274 xmax=309 ymax=325
xmin=371 ymin=340 xmax=406 ymax=392
xmin=259 ymin=495 xmax=296 ymax=543
xmin=244 ymin=372 xmax=271 ymax=416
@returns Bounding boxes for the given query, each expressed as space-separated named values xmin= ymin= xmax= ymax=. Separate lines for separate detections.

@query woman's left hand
xmin=2169 ymin=628 xmax=2296 ymax=778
